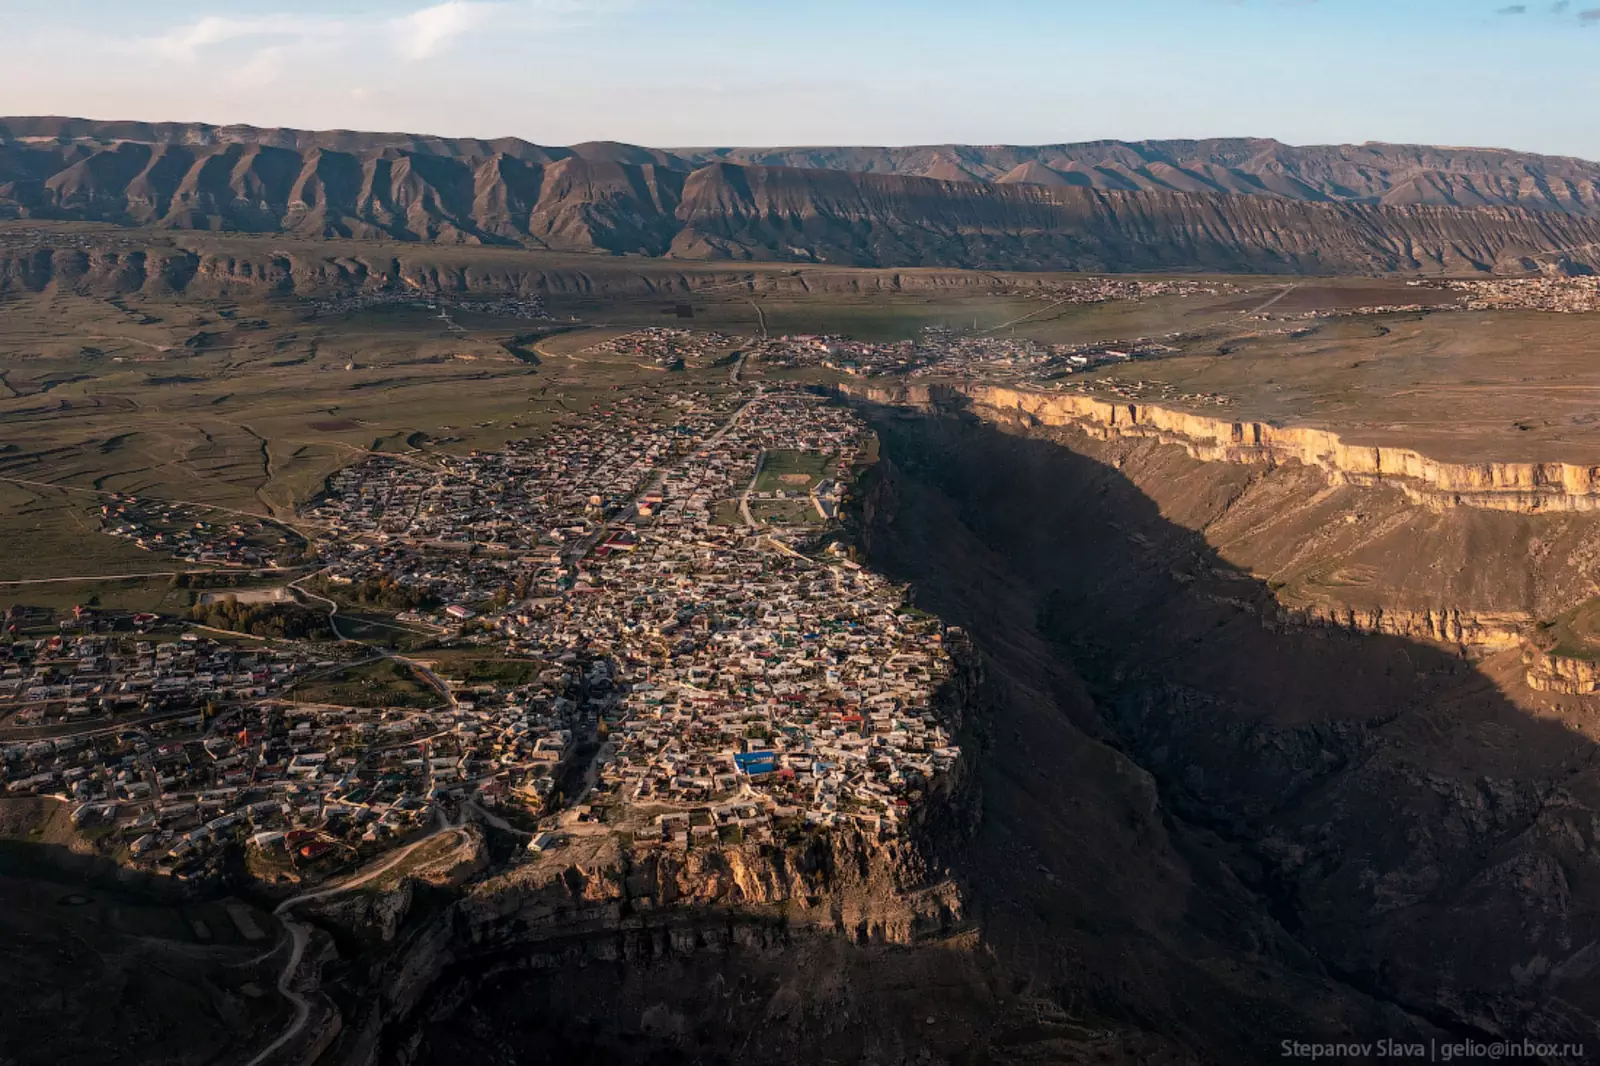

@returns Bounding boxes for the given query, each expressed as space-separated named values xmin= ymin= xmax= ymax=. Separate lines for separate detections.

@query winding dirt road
xmin=244 ymin=823 xmax=465 ymax=1066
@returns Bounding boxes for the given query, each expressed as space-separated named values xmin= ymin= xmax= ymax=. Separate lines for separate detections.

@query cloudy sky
xmin=1 ymin=0 xmax=1597 ymax=157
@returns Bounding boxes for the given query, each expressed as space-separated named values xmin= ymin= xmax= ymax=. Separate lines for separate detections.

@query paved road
xmin=740 ymin=450 xmax=765 ymax=528
xmin=1246 ymin=283 xmax=1298 ymax=315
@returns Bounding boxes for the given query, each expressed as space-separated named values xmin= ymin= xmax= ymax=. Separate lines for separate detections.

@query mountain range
xmin=5 ymin=117 xmax=1600 ymax=274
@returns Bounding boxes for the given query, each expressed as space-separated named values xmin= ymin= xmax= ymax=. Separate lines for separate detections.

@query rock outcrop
xmin=1279 ymin=603 xmax=1528 ymax=652
xmin=1523 ymin=647 xmax=1600 ymax=694
xmin=323 ymin=827 xmax=969 ymax=1066
xmin=849 ymin=399 xmax=1600 ymax=1058
xmin=902 ymin=382 xmax=1600 ymax=514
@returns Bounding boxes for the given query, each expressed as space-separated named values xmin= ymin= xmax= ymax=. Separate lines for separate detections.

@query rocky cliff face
xmin=848 ymin=381 xmax=1600 ymax=684
xmin=893 ymin=382 xmax=1600 ymax=514
xmin=0 ymin=234 xmax=1104 ymax=298
xmin=11 ymin=120 xmax=1599 ymax=216
xmin=681 ymin=138 xmax=1600 ymax=217
xmin=319 ymin=824 xmax=972 ymax=1066
xmin=1278 ymin=603 xmax=1528 ymax=652
xmin=849 ymin=400 xmax=1600 ymax=1059
xmin=6 ymin=120 xmax=1600 ymax=273
xmin=302 ymin=657 xmax=983 ymax=1066
xmin=1524 ymin=648 xmax=1600 ymax=694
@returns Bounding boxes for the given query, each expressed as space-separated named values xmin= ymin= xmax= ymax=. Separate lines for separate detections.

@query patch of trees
xmin=189 ymin=600 xmax=333 ymax=640
xmin=313 ymin=575 xmax=439 ymax=611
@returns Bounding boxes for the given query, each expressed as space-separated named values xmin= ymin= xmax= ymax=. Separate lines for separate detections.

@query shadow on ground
xmin=854 ymin=398 xmax=1598 ymax=1062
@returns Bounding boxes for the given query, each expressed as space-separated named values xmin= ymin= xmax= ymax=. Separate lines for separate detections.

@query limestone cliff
xmin=321 ymin=827 xmax=967 ymax=1066
xmin=1523 ymin=647 xmax=1600 ymax=694
xmin=1278 ymin=603 xmax=1528 ymax=652
xmin=852 ymin=400 xmax=1600 ymax=1056
xmin=955 ymin=383 xmax=1600 ymax=514
xmin=843 ymin=382 xmax=1600 ymax=694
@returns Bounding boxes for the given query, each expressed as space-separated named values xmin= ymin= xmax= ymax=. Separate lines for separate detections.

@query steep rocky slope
xmin=851 ymin=399 xmax=1600 ymax=1057
xmin=852 ymin=383 xmax=1600 ymax=684
xmin=0 ymin=234 xmax=1098 ymax=298
xmin=684 ymin=139 xmax=1600 ymax=216
xmin=927 ymin=384 xmax=1600 ymax=514
xmin=11 ymin=121 xmax=1598 ymax=216
xmin=6 ymin=120 xmax=1600 ymax=272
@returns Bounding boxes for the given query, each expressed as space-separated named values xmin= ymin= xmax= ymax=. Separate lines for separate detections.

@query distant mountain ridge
xmin=673 ymin=139 xmax=1600 ymax=217
xmin=4 ymin=116 xmax=1600 ymax=275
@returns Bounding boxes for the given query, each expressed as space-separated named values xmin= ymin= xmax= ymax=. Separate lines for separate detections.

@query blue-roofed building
xmin=734 ymin=751 xmax=779 ymax=776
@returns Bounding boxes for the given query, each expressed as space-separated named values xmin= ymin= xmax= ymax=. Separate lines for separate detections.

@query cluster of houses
xmin=751 ymin=327 xmax=1178 ymax=385
xmin=1437 ymin=276 xmax=1600 ymax=314
xmin=304 ymin=392 xmax=746 ymax=617
xmin=489 ymin=388 xmax=960 ymax=841
xmin=4 ymin=367 xmax=967 ymax=887
xmin=1001 ymin=275 xmax=1239 ymax=306
xmin=586 ymin=327 xmax=740 ymax=370
xmin=0 ymin=627 xmax=598 ymax=880
xmin=1057 ymin=375 xmax=1237 ymax=408
xmin=98 ymin=498 xmax=289 ymax=567
xmin=0 ymin=633 xmax=313 ymax=730
xmin=305 ymin=290 xmax=551 ymax=320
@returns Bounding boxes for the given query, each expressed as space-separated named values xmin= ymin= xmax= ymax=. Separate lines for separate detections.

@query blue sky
xmin=1 ymin=0 xmax=1597 ymax=157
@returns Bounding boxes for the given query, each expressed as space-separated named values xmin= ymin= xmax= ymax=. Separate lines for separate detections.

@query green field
xmin=289 ymin=659 xmax=439 ymax=709
xmin=754 ymin=450 xmax=834 ymax=494
xmin=422 ymin=649 xmax=545 ymax=686
xmin=750 ymin=498 xmax=825 ymax=528
xmin=0 ymin=287 xmax=733 ymax=583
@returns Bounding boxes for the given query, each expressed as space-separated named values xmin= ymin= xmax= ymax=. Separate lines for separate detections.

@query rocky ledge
xmin=850 ymin=381 xmax=1600 ymax=514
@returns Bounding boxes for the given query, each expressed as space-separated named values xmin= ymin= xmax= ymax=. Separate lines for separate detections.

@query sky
xmin=1 ymin=0 xmax=1597 ymax=158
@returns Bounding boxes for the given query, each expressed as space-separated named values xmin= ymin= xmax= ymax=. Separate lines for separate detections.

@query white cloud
xmin=138 ymin=1 xmax=624 ymax=68
xmin=392 ymin=2 xmax=504 ymax=60
xmin=146 ymin=15 xmax=326 ymax=62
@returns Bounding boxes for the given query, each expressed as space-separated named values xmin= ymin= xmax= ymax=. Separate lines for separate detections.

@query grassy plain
xmin=1068 ymin=304 xmax=1600 ymax=464
xmin=4 ymin=258 xmax=1600 ymax=600
xmin=0 ymin=288 xmax=729 ymax=589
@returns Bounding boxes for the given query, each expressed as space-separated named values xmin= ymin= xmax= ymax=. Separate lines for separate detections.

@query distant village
xmin=1433 ymin=276 xmax=1600 ymax=314
xmin=755 ymin=325 xmax=1182 ymax=385
xmin=306 ymin=290 xmax=552 ymax=321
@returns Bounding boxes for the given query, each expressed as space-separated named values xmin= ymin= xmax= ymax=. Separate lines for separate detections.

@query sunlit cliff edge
xmin=866 ymin=382 xmax=1600 ymax=514
xmin=840 ymin=381 xmax=1600 ymax=693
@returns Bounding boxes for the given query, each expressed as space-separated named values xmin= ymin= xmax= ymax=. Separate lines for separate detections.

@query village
xmin=1433 ymin=275 xmax=1600 ymax=314
xmin=2 ymin=378 xmax=960 ymax=883
xmin=306 ymin=289 xmax=553 ymax=320
xmin=752 ymin=324 xmax=1181 ymax=383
